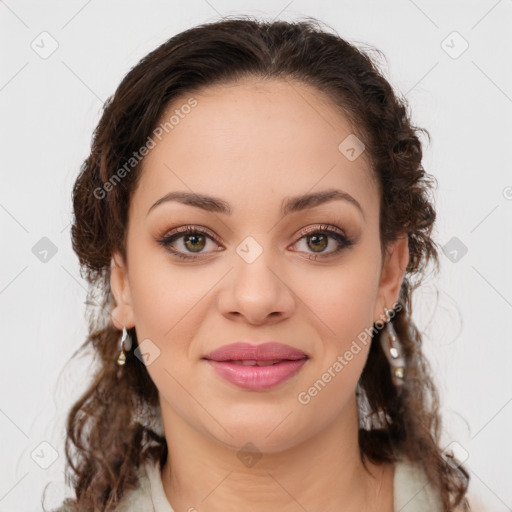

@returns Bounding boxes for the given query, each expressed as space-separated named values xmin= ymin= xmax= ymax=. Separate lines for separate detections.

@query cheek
xmin=125 ymin=236 xmax=237 ymax=389
xmin=294 ymin=268 xmax=377 ymax=418
xmin=126 ymin=247 xmax=212 ymax=411
xmin=296 ymin=255 xmax=381 ymax=350
xmin=127 ymin=236 xmax=213 ymax=340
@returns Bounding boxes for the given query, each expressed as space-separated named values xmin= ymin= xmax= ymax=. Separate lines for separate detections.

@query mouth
xmin=204 ymin=358 xmax=308 ymax=391
xmin=202 ymin=342 xmax=309 ymax=391
xmin=215 ymin=359 xmax=299 ymax=366
xmin=202 ymin=341 xmax=308 ymax=362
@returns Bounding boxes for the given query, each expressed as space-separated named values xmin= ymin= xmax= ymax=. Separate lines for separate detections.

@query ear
xmin=110 ymin=251 xmax=135 ymax=330
xmin=373 ymin=233 xmax=409 ymax=323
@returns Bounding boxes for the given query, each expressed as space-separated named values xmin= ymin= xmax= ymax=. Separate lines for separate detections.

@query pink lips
xmin=203 ymin=342 xmax=308 ymax=391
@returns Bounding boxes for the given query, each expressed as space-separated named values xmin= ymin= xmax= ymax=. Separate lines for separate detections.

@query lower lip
xmin=205 ymin=359 xmax=308 ymax=391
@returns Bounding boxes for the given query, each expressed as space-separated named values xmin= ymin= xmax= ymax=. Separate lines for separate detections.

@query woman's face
xmin=111 ymin=78 xmax=408 ymax=453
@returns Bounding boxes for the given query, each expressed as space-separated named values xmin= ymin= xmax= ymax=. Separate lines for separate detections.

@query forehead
xmin=132 ymin=78 xmax=378 ymax=220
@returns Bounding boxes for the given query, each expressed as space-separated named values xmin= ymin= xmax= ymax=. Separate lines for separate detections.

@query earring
xmin=116 ymin=327 xmax=132 ymax=366
xmin=380 ymin=307 xmax=405 ymax=387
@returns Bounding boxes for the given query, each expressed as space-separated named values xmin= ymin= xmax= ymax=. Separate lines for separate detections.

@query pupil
xmin=185 ymin=235 xmax=205 ymax=252
xmin=309 ymin=234 xmax=327 ymax=252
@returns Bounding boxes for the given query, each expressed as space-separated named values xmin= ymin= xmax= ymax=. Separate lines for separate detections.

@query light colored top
xmin=106 ymin=457 xmax=443 ymax=512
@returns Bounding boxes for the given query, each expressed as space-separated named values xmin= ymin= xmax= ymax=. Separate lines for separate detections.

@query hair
xmin=51 ymin=15 xmax=470 ymax=512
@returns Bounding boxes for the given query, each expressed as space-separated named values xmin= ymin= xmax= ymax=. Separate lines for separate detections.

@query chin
xmin=205 ymin=414 xmax=309 ymax=455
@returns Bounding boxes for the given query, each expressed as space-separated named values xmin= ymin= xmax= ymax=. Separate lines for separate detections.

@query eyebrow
xmin=147 ymin=188 xmax=365 ymax=220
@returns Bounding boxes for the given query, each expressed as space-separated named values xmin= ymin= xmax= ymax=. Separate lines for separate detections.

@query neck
xmin=159 ymin=395 xmax=394 ymax=512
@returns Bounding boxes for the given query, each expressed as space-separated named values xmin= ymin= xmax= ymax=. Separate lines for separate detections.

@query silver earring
xmin=116 ymin=327 xmax=132 ymax=366
xmin=380 ymin=307 xmax=405 ymax=387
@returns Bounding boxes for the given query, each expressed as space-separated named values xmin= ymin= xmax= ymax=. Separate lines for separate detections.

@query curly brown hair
xmin=48 ymin=15 xmax=470 ymax=512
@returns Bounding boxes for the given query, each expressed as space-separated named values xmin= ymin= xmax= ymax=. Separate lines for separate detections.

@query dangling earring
xmin=116 ymin=327 xmax=132 ymax=366
xmin=380 ymin=307 xmax=405 ymax=387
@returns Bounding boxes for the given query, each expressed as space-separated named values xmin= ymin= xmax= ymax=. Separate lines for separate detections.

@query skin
xmin=110 ymin=77 xmax=409 ymax=512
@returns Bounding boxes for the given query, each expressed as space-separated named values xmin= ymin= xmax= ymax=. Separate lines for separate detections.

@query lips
xmin=203 ymin=342 xmax=308 ymax=363
xmin=226 ymin=359 xmax=282 ymax=366
xmin=203 ymin=342 xmax=308 ymax=391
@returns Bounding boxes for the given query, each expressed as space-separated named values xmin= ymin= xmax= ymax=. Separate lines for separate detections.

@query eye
xmin=291 ymin=224 xmax=354 ymax=260
xmin=157 ymin=223 xmax=355 ymax=261
xmin=157 ymin=226 xmax=222 ymax=260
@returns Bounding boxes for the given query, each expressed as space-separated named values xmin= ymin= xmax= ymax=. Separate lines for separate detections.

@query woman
xmin=49 ymin=15 xmax=470 ymax=512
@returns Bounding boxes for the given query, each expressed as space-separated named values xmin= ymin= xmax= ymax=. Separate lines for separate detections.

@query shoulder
xmin=393 ymin=457 xmax=444 ymax=512
xmin=113 ymin=458 xmax=175 ymax=511
xmin=53 ymin=458 xmax=443 ymax=512
xmin=49 ymin=498 xmax=76 ymax=512
xmin=50 ymin=461 xmax=157 ymax=512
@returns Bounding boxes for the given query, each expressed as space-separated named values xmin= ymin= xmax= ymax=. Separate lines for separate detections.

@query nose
xmin=217 ymin=243 xmax=296 ymax=326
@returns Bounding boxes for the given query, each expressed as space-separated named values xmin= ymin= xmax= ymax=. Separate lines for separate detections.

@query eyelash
xmin=156 ymin=223 xmax=354 ymax=261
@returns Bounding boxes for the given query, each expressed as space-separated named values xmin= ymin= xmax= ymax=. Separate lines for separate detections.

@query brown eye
xmin=157 ymin=225 xmax=222 ymax=260
xmin=292 ymin=224 xmax=354 ymax=260
xmin=183 ymin=234 xmax=206 ymax=252
xmin=306 ymin=233 xmax=328 ymax=252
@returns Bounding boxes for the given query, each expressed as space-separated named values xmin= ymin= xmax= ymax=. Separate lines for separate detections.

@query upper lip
xmin=203 ymin=342 xmax=308 ymax=362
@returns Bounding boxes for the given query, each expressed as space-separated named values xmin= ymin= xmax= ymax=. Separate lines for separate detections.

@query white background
xmin=1 ymin=1 xmax=511 ymax=510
